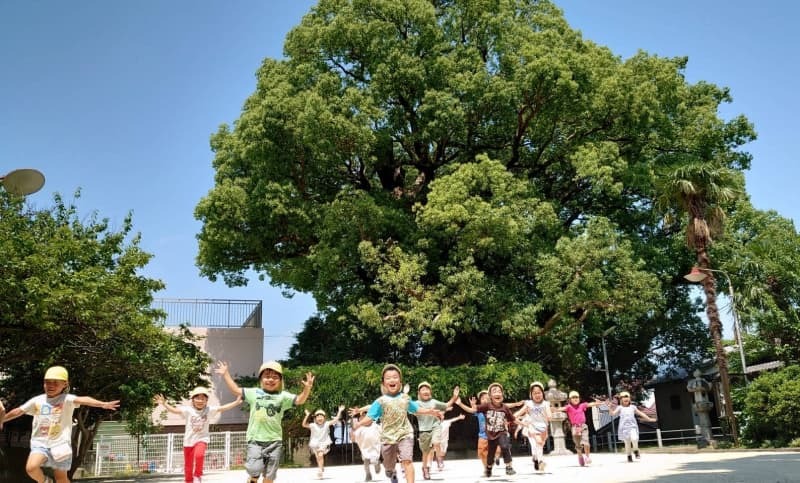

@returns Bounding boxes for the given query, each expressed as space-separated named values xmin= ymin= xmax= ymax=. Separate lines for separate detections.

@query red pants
xmin=184 ymin=441 xmax=207 ymax=482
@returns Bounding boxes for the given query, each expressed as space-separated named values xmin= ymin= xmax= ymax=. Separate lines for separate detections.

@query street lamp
xmin=0 ymin=168 xmax=46 ymax=196
xmin=685 ymin=266 xmax=748 ymax=385
xmin=601 ymin=325 xmax=617 ymax=452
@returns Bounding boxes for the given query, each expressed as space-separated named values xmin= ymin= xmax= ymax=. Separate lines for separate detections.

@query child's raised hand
xmin=304 ymin=409 xmax=310 ymax=416
xmin=338 ymin=404 xmax=345 ymax=412
xmin=214 ymin=361 xmax=229 ymax=375
xmin=102 ymin=400 xmax=121 ymax=411
xmin=154 ymin=394 xmax=165 ymax=406
xmin=452 ymin=385 xmax=460 ymax=398
xmin=469 ymin=396 xmax=477 ymax=406
xmin=302 ymin=372 xmax=315 ymax=388
xmin=403 ymin=383 xmax=410 ymax=395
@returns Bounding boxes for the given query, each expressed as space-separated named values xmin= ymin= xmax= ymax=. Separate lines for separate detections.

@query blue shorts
xmin=30 ymin=445 xmax=72 ymax=471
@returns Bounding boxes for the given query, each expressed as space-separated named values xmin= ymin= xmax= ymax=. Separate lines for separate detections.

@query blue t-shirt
xmin=477 ymin=412 xmax=488 ymax=440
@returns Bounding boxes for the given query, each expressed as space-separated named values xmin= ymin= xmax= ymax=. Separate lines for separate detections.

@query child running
xmin=456 ymin=383 xmax=517 ymax=478
xmin=514 ymin=381 xmax=551 ymax=472
xmin=351 ymin=412 xmax=383 ymax=482
xmin=609 ymin=391 xmax=657 ymax=462
xmin=215 ymin=360 xmax=314 ymax=483
xmin=414 ymin=381 xmax=458 ymax=480
xmin=432 ymin=413 xmax=465 ymax=472
xmin=351 ymin=364 xmax=443 ymax=483
xmin=465 ymin=390 xmax=501 ymax=469
xmin=302 ymin=405 xmax=345 ymax=479
xmin=553 ymin=390 xmax=603 ymax=466
xmin=154 ymin=387 xmax=242 ymax=483
xmin=2 ymin=366 xmax=120 ymax=483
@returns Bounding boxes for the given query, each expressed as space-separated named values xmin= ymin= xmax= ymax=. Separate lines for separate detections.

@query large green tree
xmin=0 ymin=192 xmax=211 ymax=477
xmin=196 ymin=0 xmax=754 ymax=386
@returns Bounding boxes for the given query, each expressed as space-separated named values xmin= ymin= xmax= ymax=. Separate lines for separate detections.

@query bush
xmin=740 ymin=365 xmax=800 ymax=447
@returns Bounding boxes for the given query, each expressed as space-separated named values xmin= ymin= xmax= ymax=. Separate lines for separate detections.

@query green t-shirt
xmin=416 ymin=399 xmax=447 ymax=432
xmin=243 ymin=388 xmax=296 ymax=442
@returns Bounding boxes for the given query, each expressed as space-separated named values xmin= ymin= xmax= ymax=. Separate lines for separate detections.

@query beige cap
xmin=190 ymin=386 xmax=210 ymax=398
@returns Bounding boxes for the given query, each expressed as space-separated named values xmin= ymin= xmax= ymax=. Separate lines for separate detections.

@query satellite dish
xmin=1 ymin=168 xmax=46 ymax=196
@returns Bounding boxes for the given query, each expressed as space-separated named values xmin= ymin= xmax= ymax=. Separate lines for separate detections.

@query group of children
xmin=0 ymin=361 xmax=656 ymax=483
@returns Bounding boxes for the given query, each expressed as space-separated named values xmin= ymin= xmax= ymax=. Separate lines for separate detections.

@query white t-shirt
xmin=523 ymin=399 xmax=550 ymax=433
xmin=309 ymin=420 xmax=334 ymax=449
xmin=21 ymin=393 xmax=79 ymax=449
xmin=178 ymin=405 xmax=221 ymax=447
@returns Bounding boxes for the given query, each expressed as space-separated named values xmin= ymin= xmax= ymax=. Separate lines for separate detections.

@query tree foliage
xmin=0 ymin=192 xmax=211 ymax=475
xmin=741 ymin=365 xmax=800 ymax=447
xmin=196 ymin=0 xmax=757 ymax=387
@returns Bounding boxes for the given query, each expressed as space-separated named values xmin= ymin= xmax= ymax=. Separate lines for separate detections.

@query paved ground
xmin=88 ymin=450 xmax=800 ymax=483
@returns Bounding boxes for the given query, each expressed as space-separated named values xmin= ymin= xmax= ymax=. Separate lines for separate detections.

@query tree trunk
xmin=697 ymin=255 xmax=739 ymax=445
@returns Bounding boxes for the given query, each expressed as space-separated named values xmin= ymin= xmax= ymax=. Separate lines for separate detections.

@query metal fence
xmin=591 ymin=426 xmax=729 ymax=452
xmin=151 ymin=298 xmax=262 ymax=328
xmin=87 ymin=431 xmax=254 ymax=476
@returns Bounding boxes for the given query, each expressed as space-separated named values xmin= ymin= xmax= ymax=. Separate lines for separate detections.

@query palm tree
xmin=657 ymin=161 xmax=744 ymax=445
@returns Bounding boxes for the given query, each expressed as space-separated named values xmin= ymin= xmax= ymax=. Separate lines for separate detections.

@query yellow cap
xmin=44 ymin=366 xmax=69 ymax=381
xmin=619 ymin=391 xmax=631 ymax=398
xmin=190 ymin=386 xmax=210 ymax=398
xmin=418 ymin=381 xmax=432 ymax=391
xmin=530 ymin=381 xmax=545 ymax=393
xmin=568 ymin=391 xmax=580 ymax=399
xmin=258 ymin=361 xmax=283 ymax=377
xmin=314 ymin=409 xmax=326 ymax=416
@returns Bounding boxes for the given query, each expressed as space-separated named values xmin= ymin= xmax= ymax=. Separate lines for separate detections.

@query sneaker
xmin=193 ymin=478 xmax=203 ymax=483
xmin=390 ymin=473 xmax=399 ymax=483
xmin=634 ymin=450 xmax=640 ymax=460
xmin=539 ymin=460 xmax=546 ymax=473
xmin=422 ymin=466 xmax=431 ymax=480
xmin=585 ymin=455 xmax=592 ymax=465
xmin=578 ymin=454 xmax=585 ymax=466
xmin=505 ymin=466 xmax=516 ymax=476
xmin=627 ymin=454 xmax=633 ymax=462
xmin=533 ymin=459 xmax=539 ymax=471
xmin=437 ymin=457 xmax=444 ymax=471
xmin=495 ymin=457 xmax=500 ymax=466
xmin=317 ymin=469 xmax=323 ymax=479
xmin=484 ymin=468 xmax=492 ymax=478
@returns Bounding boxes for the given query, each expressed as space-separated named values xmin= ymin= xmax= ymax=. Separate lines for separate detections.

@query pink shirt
xmin=564 ymin=402 xmax=588 ymax=425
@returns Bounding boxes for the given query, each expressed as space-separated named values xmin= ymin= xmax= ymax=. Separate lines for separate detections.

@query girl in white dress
xmin=514 ymin=381 xmax=551 ymax=472
xmin=303 ymin=405 xmax=344 ymax=478
xmin=609 ymin=391 xmax=657 ymax=462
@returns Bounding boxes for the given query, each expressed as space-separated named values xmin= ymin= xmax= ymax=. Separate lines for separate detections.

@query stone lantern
xmin=687 ymin=369 xmax=715 ymax=448
xmin=545 ymin=379 xmax=572 ymax=455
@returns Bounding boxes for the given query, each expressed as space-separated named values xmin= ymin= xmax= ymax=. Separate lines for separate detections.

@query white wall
xmin=153 ymin=327 xmax=263 ymax=427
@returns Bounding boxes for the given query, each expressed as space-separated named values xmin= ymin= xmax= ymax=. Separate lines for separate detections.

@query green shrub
xmin=740 ymin=365 xmax=800 ymax=447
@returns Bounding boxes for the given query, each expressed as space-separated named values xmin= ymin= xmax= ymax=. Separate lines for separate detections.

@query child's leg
xmin=624 ymin=438 xmax=632 ymax=455
xmin=183 ymin=445 xmax=195 ymax=482
xmin=25 ymin=452 xmax=48 ymax=483
xmin=397 ymin=436 xmax=416 ymax=483
xmin=193 ymin=442 xmax=208 ymax=478
xmin=499 ymin=433 xmax=513 ymax=465
xmin=53 ymin=470 xmax=70 ymax=483
xmin=382 ymin=443 xmax=399 ymax=478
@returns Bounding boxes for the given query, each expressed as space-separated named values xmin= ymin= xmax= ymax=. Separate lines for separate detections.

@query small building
xmin=151 ymin=298 xmax=264 ymax=429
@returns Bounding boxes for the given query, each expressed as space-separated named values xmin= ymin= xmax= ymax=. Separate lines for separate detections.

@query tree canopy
xmin=196 ymin=0 xmax=760 ymax=388
xmin=0 ymin=191 xmax=211 ymax=474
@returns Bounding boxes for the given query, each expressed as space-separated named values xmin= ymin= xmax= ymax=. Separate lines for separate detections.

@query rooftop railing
xmin=151 ymin=298 xmax=262 ymax=329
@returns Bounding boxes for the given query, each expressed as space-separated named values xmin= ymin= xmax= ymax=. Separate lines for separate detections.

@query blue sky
xmin=2 ymin=1 xmax=796 ymax=360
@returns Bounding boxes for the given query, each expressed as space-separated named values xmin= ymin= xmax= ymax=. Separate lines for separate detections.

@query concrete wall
xmin=152 ymin=326 xmax=263 ymax=427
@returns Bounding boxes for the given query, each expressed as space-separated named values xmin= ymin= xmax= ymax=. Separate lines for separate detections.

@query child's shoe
xmin=634 ymin=450 xmax=640 ymax=460
xmin=578 ymin=454 xmax=585 ymax=466
xmin=495 ymin=457 xmax=500 ymax=466
xmin=539 ymin=460 xmax=546 ymax=472
xmin=585 ymin=455 xmax=592 ymax=465
xmin=484 ymin=467 xmax=492 ymax=478
xmin=533 ymin=458 xmax=539 ymax=470
xmin=317 ymin=469 xmax=323 ymax=479
xmin=422 ymin=466 xmax=430 ymax=480
xmin=505 ymin=465 xmax=516 ymax=476
xmin=437 ymin=457 xmax=444 ymax=470
xmin=374 ymin=461 xmax=381 ymax=473
xmin=627 ymin=454 xmax=633 ymax=463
